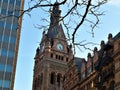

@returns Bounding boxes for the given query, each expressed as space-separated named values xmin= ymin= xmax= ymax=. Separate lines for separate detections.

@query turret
xmin=93 ymin=47 xmax=98 ymax=64
xmin=100 ymin=40 xmax=105 ymax=50
xmin=87 ymin=53 xmax=93 ymax=74
xmin=81 ymin=59 xmax=87 ymax=80
xmin=108 ymin=33 xmax=113 ymax=45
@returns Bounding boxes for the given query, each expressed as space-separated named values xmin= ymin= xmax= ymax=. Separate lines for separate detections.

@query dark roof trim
xmin=113 ymin=32 xmax=120 ymax=40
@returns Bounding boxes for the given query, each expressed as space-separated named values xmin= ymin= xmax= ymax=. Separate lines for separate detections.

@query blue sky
xmin=14 ymin=0 xmax=120 ymax=90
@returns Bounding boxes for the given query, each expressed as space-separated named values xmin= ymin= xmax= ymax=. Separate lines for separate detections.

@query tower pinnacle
xmin=50 ymin=2 xmax=61 ymax=27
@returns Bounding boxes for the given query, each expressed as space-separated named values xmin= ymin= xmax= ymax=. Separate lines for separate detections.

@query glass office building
xmin=0 ymin=0 xmax=24 ymax=90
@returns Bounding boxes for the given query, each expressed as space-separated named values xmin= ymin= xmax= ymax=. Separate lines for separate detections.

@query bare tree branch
xmin=0 ymin=0 xmax=108 ymax=53
xmin=72 ymin=0 xmax=92 ymax=44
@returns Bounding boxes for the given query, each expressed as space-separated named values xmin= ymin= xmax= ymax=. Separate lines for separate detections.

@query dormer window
xmin=87 ymin=67 xmax=92 ymax=75
xmin=81 ymin=72 xmax=85 ymax=80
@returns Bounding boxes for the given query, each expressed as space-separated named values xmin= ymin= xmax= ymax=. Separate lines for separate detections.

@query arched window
xmin=63 ymin=76 xmax=65 ymax=82
xmin=50 ymin=72 xmax=56 ymax=84
xmin=57 ymin=74 xmax=62 ymax=84
xmin=40 ymin=73 xmax=43 ymax=85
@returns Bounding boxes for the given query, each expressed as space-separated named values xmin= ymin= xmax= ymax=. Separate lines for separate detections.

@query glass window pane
xmin=3 ymin=80 xmax=10 ymax=88
xmin=16 ymin=1 xmax=21 ymax=6
xmin=6 ymin=65 xmax=12 ymax=72
xmin=0 ymin=80 xmax=3 ymax=87
xmin=0 ymin=21 xmax=4 ymax=27
xmin=0 ymin=64 xmax=5 ymax=71
xmin=8 ymin=51 xmax=14 ymax=58
xmin=4 ymin=35 xmax=9 ymax=42
xmin=14 ymin=11 xmax=19 ymax=17
xmin=10 ymin=0 xmax=14 ymax=4
xmin=0 ymin=49 xmax=1 ymax=55
xmin=4 ymin=0 xmax=8 ymax=3
xmin=8 ymin=10 xmax=13 ymax=15
xmin=1 ymin=9 xmax=6 ymax=15
xmin=1 ymin=49 xmax=7 ymax=57
xmin=6 ymin=23 xmax=11 ymax=29
xmin=12 ymin=24 xmax=18 ymax=30
xmin=10 ymin=36 xmax=16 ymax=44
xmin=0 ymin=35 xmax=2 ymax=42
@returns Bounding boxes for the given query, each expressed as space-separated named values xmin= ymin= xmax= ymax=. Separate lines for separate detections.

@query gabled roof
xmin=113 ymin=32 xmax=120 ymax=40
xmin=87 ymin=58 xmax=92 ymax=68
xmin=46 ymin=2 xmax=66 ymax=40
xmin=74 ymin=57 xmax=83 ymax=72
xmin=47 ymin=24 xmax=66 ymax=39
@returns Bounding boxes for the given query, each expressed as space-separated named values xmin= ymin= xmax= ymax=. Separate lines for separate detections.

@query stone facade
xmin=32 ymin=2 xmax=73 ymax=90
xmin=32 ymin=2 xmax=120 ymax=90
xmin=113 ymin=33 xmax=120 ymax=90
xmin=64 ymin=32 xmax=120 ymax=90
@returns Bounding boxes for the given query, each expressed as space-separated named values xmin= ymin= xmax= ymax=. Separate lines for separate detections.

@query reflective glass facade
xmin=0 ymin=0 xmax=24 ymax=90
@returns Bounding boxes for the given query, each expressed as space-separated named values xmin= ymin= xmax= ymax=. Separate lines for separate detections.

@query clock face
xmin=57 ymin=43 xmax=63 ymax=51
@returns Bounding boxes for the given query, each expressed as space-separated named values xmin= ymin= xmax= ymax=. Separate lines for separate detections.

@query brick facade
xmin=64 ymin=32 xmax=120 ymax=90
xmin=32 ymin=2 xmax=120 ymax=90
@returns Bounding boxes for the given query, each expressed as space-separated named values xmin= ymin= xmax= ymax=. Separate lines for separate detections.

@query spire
xmin=46 ymin=2 xmax=66 ymax=40
xmin=50 ymin=1 xmax=61 ymax=27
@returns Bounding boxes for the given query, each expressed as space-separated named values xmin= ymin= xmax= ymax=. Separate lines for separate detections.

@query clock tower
xmin=32 ymin=2 xmax=73 ymax=90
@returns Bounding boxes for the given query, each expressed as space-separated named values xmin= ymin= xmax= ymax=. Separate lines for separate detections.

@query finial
xmin=101 ymin=40 xmax=105 ymax=45
xmin=100 ymin=40 xmax=105 ymax=49
xmin=87 ymin=53 xmax=91 ymax=58
xmin=36 ymin=47 xmax=40 ymax=55
xmin=108 ymin=33 xmax=113 ymax=44
xmin=69 ymin=44 xmax=72 ymax=49
xmin=53 ymin=1 xmax=60 ymax=10
xmin=42 ymin=31 xmax=45 ymax=35
xmin=94 ymin=47 xmax=98 ymax=52
xmin=49 ymin=0 xmax=61 ymax=27
xmin=108 ymin=33 xmax=113 ymax=40
xmin=36 ymin=47 xmax=39 ymax=52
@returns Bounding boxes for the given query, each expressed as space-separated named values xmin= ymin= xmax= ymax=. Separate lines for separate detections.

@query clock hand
xmin=60 ymin=46 xmax=62 ymax=49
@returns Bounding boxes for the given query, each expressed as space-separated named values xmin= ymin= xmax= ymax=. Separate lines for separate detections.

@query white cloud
xmin=107 ymin=0 xmax=120 ymax=7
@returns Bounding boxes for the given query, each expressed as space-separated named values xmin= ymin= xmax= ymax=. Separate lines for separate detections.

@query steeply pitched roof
xmin=46 ymin=2 xmax=66 ymax=40
xmin=113 ymin=32 xmax=120 ymax=40
xmin=47 ymin=24 xmax=66 ymax=39
xmin=74 ymin=57 xmax=83 ymax=72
